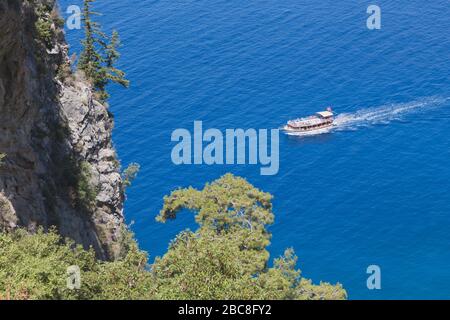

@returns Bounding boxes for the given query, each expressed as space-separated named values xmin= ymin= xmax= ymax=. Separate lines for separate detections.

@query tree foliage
xmin=78 ymin=0 xmax=129 ymax=102
xmin=122 ymin=163 xmax=140 ymax=190
xmin=34 ymin=2 xmax=56 ymax=49
xmin=153 ymin=174 xmax=347 ymax=300
xmin=0 ymin=228 xmax=153 ymax=300
xmin=0 ymin=174 xmax=346 ymax=300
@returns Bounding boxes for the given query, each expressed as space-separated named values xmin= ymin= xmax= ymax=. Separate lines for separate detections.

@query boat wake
xmin=333 ymin=96 xmax=448 ymax=132
xmin=283 ymin=96 xmax=449 ymax=137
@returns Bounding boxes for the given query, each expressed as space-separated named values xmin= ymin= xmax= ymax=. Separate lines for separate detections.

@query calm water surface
xmin=61 ymin=0 xmax=450 ymax=299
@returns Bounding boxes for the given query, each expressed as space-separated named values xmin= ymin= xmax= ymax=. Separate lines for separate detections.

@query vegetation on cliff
xmin=0 ymin=228 xmax=151 ymax=300
xmin=34 ymin=1 xmax=65 ymax=49
xmin=0 ymin=175 xmax=346 ymax=300
xmin=121 ymin=163 xmax=140 ymax=191
xmin=78 ymin=0 xmax=129 ymax=102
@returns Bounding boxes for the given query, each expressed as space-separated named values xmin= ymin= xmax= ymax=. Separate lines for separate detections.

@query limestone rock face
xmin=0 ymin=0 xmax=125 ymax=260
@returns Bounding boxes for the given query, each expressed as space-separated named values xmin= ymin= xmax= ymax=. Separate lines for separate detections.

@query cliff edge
xmin=0 ymin=0 xmax=125 ymax=260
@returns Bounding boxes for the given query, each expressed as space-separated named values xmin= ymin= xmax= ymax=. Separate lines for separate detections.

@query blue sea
xmin=60 ymin=0 xmax=450 ymax=299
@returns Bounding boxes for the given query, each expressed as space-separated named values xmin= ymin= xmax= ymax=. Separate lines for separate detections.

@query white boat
xmin=283 ymin=107 xmax=334 ymax=134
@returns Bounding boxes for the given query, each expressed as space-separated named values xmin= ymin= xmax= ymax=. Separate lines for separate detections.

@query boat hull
xmin=283 ymin=123 xmax=334 ymax=136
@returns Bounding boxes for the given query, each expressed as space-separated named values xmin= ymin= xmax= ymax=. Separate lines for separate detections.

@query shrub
xmin=0 ymin=228 xmax=153 ymax=300
xmin=76 ymin=161 xmax=98 ymax=210
xmin=51 ymin=7 xmax=65 ymax=29
xmin=121 ymin=163 xmax=140 ymax=190
xmin=56 ymin=62 xmax=74 ymax=84
xmin=34 ymin=3 xmax=55 ymax=49
xmin=35 ymin=17 xmax=53 ymax=48
xmin=0 ymin=228 xmax=98 ymax=299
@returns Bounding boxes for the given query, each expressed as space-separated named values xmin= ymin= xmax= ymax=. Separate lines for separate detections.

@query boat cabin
xmin=316 ymin=111 xmax=334 ymax=119
xmin=286 ymin=110 xmax=334 ymax=132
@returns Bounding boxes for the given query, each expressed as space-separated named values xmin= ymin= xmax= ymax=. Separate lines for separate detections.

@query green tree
xmin=154 ymin=174 xmax=347 ymax=300
xmin=78 ymin=0 xmax=129 ymax=102
xmin=104 ymin=31 xmax=130 ymax=89
xmin=0 ymin=228 xmax=99 ymax=300
xmin=0 ymin=228 xmax=153 ymax=300
xmin=78 ymin=0 xmax=104 ymax=85
xmin=0 ymin=175 xmax=346 ymax=300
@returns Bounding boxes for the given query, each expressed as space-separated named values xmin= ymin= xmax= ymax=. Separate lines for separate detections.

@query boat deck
xmin=288 ymin=116 xmax=328 ymax=128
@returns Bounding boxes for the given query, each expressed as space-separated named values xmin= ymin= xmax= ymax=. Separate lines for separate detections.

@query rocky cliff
xmin=0 ymin=0 xmax=125 ymax=260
